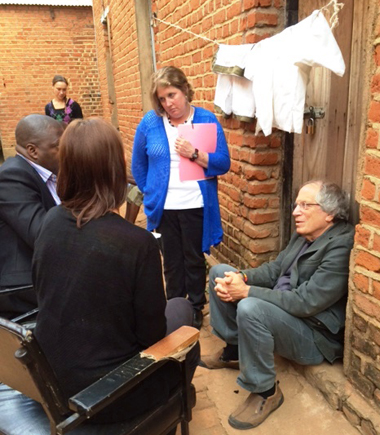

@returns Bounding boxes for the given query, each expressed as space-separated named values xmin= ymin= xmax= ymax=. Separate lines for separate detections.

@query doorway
xmin=289 ymin=0 xmax=369 ymax=231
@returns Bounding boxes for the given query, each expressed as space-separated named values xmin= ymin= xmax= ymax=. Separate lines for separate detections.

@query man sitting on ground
xmin=201 ymin=180 xmax=354 ymax=430
xmin=0 ymin=114 xmax=63 ymax=319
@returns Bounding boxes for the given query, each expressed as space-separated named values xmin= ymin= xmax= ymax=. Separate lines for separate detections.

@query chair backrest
xmin=0 ymin=317 xmax=69 ymax=424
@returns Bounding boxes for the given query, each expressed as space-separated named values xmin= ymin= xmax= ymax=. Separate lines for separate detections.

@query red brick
xmin=247 ymin=11 xmax=278 ymax=28
xmin=227 ymin=3 xmax=241 ymax=20
xmin=244 ymin=167 xmax=269 ymax=181
xmin=190 ymin=0 xmax=200 ymax=10
xmin=354 ymin=293 xmax=380 ymax=321
xmin=373 ymin=233 xmax=380 ymax=252
xmin=261 ymin=190 xmax=275 ymax=205
xmin=353 ymin=273 xmax=370 ymax=294
xmin=373 ymin=280 xmax=380 ymax=300
xmin=368 ymin=323 xmax=380 ymax=347
xmin=249 ymin=238 xmax=278 ymax=254
xmin=247 ymin=182 xmax=277 ymax=195
xmin=361 ymin=178 xmax=376 ymax=201
xmin=242 ymin=0 xmax=271 ymax=10
xmin=228 ymin=187 xmax=242 ymax=202
xmin=246 ymin=32 xmax=274 ymax=43
xmin=249 ymin=152 xmax=279 ymax=166
xmin=365 ymin=155 xmax=380 ymax=178
xmin=243 ymin=222 xmax=272 ymax=239
xmin=213 ymin=9 xmax=226 ymax=25
xmin=243 ymin=196 xmax=268 ymax=209
xmin=365 ymin=128 xmax=379 ymax=149
xmin=230 ymin=161 xmax=243 ymax=175
xmin=244 ymin=134 xmax=270 ymax=148
xmin=355 ymin=225 xmax=372 ymax=248
xmin=229 ymin=132 xmax=244 ymax=146
xmin=361 ymin=206 xmax=380 ymax=229
xmin=238 ymin=148 xmax=251 ymax=163
xmin=248 ymin=210 xmax=279 ymax=224
xmin=270 ymin=134 xmax=283 ymax=148
xmin=242 ymin=0 xmax=258 ymax=10
xmin=356 ymin=251 xmax=380 ymax=272
xmin=368 ymin=100 xmax=380 ymax=123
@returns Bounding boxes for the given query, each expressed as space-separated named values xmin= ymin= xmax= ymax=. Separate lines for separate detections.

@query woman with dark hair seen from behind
xmin=45 ymin=75 xmax=83 ymax=124
xmin=33 ymin=118 xmax=198 ymax=425
xmin=132 ymin=66 xmax=230 ymax=330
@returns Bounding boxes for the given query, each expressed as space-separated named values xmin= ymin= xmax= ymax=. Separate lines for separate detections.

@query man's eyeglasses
xmin=293 ymin=202 xmax=320 ymax=211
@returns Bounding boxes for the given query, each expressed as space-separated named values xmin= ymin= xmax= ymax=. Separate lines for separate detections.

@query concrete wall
xmin=0 ymin=5 xmax=102 ymax=158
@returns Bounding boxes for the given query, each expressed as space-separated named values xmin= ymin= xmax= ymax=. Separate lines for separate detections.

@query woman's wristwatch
xmin=190 ymin=148 xmax=199 ymax=162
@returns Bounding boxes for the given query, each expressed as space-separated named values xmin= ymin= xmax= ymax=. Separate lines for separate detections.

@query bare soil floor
xmin=184 ymin=306 xmax=359 ymax=435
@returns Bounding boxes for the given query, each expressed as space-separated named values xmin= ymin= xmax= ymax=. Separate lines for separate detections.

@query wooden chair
xmin=0 ymin=318 xmax=199 ymax=435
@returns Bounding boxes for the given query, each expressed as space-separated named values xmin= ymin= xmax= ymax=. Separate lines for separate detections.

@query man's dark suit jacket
xmin=242 ymin=221 xmax=354 ymax=362
xmin=0 ymin=155 xmax=56 ymax=318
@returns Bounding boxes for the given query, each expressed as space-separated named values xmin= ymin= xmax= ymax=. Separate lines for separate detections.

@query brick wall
xmin=345 ymin=2 xmax=380 ymax=418
xmin=92 ymin=0 xmax=143 ymax=172
xmin=0 ymin=5 xmax=102 ymax=158
xmin=92 ymin=0 xmax=285 ymax=269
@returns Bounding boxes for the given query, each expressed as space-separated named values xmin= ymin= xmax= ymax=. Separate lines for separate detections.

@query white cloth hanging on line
xmin=212 ymin=44 xmax=256 ymax=122
xmin=244 ymin=9 xmax=345 ymax=136
xmin=211 ymin=10 xmax=345 ymax=136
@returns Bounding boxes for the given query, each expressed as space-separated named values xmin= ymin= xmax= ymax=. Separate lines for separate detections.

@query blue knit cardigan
xmin=132 ymin=107 xmax=230 ymax=254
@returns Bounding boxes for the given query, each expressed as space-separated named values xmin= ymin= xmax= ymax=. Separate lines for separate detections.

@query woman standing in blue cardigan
xmin=132 ymin=66 xmax=230 ymax=329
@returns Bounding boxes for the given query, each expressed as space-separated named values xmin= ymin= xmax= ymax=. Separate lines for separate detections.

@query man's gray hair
xmin=303 ymin=180 xmax=349 ymax=222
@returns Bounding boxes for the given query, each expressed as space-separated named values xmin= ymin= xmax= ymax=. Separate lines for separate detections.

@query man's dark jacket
xmin=242 ymin=221 xmax=354 ymax=362
xmin=0 ymin=155 xmax=56 ymax=317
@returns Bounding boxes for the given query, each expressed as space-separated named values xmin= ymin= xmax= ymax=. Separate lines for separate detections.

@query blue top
xmin=132 ymin=107 xmax=230 ymax=254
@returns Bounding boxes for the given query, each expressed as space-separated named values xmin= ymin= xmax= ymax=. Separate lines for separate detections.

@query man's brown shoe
xmin=228 ymin=382 xmax=284 ymax=430
xmin=199 ymin=348 xmax=239 ymax=370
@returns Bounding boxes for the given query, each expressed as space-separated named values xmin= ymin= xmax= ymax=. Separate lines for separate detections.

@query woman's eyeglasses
xmin=293 ymin=202 xmax=320 ymax=211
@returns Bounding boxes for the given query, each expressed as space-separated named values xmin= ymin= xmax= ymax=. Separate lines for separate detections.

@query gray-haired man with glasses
xmin=200 ymin=180 xmax=354 ymax=430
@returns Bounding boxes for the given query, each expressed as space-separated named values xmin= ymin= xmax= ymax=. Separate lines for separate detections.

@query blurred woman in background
xmin=45 ymin=75 xmax=83 ymax=124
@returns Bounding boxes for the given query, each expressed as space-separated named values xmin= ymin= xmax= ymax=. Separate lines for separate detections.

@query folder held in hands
xmin=178 ymin=123 xmax=217 ymax=181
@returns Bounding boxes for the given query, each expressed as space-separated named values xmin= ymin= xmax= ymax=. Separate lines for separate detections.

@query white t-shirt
xmin=163 ymin=114 xmax=204 ymax=210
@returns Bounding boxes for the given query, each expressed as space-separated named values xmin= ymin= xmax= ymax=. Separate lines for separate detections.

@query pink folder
xmin=178 ymin=123 xmax=217 ymax=181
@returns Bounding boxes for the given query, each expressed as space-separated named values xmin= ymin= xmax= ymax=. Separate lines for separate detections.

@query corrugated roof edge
xmin=0 ymin=0 xmax=92 ymax=6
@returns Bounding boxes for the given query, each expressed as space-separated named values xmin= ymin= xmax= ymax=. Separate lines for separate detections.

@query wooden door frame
xmin=280 ymin=0 xmax=298 ymax=250
xmin=134 ymin=0 xmax=155 ymax=114
xmin=281 ymin=0 xmax=373 ymax=249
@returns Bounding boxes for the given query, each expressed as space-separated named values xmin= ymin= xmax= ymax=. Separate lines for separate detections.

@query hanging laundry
xmin=212 ymin=44 xmax=256 ymax=122
xmin=244 ymin=10 xmax=345 ymax=136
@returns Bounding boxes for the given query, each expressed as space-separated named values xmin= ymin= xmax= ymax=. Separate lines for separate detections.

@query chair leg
xmin=181 ymin=360 xmax=192 ymax=422
xmin=180 ymin=359 xmax=192 ymax=435
xmin=180 ymin=420 xmax=190 ymax=435
xmin=167 ymin=426 xmax=177 ymax=435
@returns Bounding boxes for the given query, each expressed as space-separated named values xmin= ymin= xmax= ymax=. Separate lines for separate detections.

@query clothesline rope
xmin=153 ymin=1 xmax=343 ymax=46
xmin=153 ymin=14 xmax=220 ymax=46
xmin=320 ymin=0 xmax=344 ymax=30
